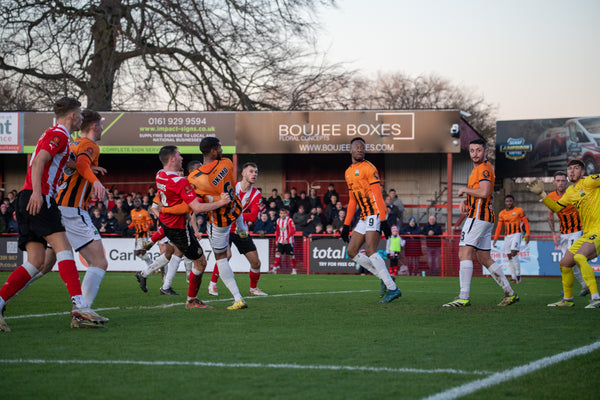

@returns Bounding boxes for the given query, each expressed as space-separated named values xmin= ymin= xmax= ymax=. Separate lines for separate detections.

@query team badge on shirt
xmin=355 ymin=169 xmax=359 ymax=176
xmin=49 ymin=136 xmax=61 ymax=149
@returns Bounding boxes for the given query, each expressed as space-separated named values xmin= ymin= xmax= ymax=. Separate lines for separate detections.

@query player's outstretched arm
xmin=188 ymin=192 xmax=231 ymax=214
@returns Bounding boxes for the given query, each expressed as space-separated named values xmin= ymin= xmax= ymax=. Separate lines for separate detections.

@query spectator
xmin=289 ymin=187 xmax=299 ymax=214
xmin=104 ymin=210 xmax=120 ymax=234
xmin=91 ymin=208 xmax=106 ymax=231
xmin=253 ymin=212 xmax=275 ymax=235
xmin=400 ymin=217 xmax=422 ymax=276
xmin=94 ymin=201 xmax=108 ymax=217
xmin=387 ymin=189 xmax=405 ymax=225
xmin=384 ymin=194 xmax=402 ymax=229
xmin=266 ymin=200 xmax=280 ymax=214
xmin=0 ymin=203 xmax=10 ymax=233
xmin=147 ymin=185 xmax=156 ymax=199
xmin=295 ymin=191 xmax=311 ymax=213
xmin=302 ymin=208 xmax=321 ymax=236
xmin=325 ymin=224 xmax=335 ymax=235
xmin=141 ymin=194 xmax=152 ymax=210
xmin=313 ymin=205 xmax=328 ymax=226
xmin=323 ymin=183 xmax=339 ymax=207
xmin=423 ymin=215 xmax=443 ymax=276
xmin=309 ymin=223 xmax=325 ymax=239
xmin=88 ymin=192 xmax=99 ymax=209
xmin=267 ymin=188 xmax=284 ymax=210
xmin=332 ymin=209 xmax=346 ymax=232
xmin=6 ymin=190 xmax=16 ymax=214
xmin=308 ymin=188 xmax=322 ymax=210
xmin=282 ymin=191 xmax=292 ymax=210
xmin=125 ymin=193 xmax=134 ymax=212
xmin=196 ymin=214 xmax=208 ymax=234
xmin=105 ymin=191 xmax=116 ymax=211
xmin=292 ymin=204 xmax=310 ymax=231
xmin=111 ymin=198 xmax=129 ymax=227
xmin=267 ymin=209 xmax=279 ymax=225
xmin=324 ymin=194 xmax=339 ymax=224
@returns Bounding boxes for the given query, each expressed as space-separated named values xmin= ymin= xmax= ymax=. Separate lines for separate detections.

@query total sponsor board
xmin=309 ymin=239 xmax=387 ymax=274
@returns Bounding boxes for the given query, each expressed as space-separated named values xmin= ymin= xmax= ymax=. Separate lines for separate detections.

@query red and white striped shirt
xmin=230 ymin=182 xmax=263 ymax=233
xmin=22 ymin=124 xmax=70 ymax=197
xmin=275 ymin=216 xmax=296 ymax=244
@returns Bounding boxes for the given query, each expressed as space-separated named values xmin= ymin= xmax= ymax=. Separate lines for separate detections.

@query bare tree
xmin=322 ymin=72 xmax=498 ymax=142
xmin=0 ymin=0 xmax=341 ymax=111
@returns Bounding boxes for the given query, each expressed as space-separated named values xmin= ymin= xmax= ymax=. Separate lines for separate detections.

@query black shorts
xmin=276 ymin=243 xmax=294 ymax=256
xmin=229 ymin=232 xmax=257 ymax=255
xmin=16 ymin=190 xmax=65 ymax=251
xmin=161 ymin=222 xmax=204 ymax=261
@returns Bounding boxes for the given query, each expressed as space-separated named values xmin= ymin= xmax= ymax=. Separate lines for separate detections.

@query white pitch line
xmin=4 ymin=289 xmax=374 ymax=320
xmin=0 ymin=358 xmax=491 ymax=376
xmin=422 ymin=340 xmax=600 ymax=400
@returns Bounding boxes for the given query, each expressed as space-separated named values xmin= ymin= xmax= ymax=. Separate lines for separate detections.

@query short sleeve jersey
xmin=230 ymin=182 xmax=262 ymax=233
xmin=188 ymin=158 xmax=242 ymax=227
xmin=56 ymin=137 xmax=100 ymax=210
xmin=555 ymin=174 xmax=600 ymax=234
xmin=344 ymin=160 xmax=383 ymax=220
xmin=547 ymin=190 xmax=582 ymax=234
xmin=129 ymin=208 xmax=153 ymax=238
xmin=497 ymin=207 xmax=527 ymax=235
xmin=22 ymin=124 xmax=71 ymax=197
xmin=276 ymin=216 xmax=296 ymax=244
xmin=156 ymin=169 xmax=197 ymax=229
xmin=466 ymin=161 xmax=495 ymax=223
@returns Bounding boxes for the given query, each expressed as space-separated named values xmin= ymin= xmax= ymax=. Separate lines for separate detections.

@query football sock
xmin=488 ymin=262 xmax=514 ymax=296
xmin=249 ymin=267 xmax=260 ymax=289
xmin=0 ymin=261 xmax=38 ymax=303
xmin=211 ymin=263 xmax=220 ymax=284
xmin=56 ymin=250 xmax=83 ymax=298
xmin=352 ymin=254 xmax=380 ymax=277
xmin=369 ymin=253 xmax=397 ymax=290
xmin=142 ymin=254 xmax=169 ymax=278
xmin=574 ymin=254 xmax=599 ymax=298
xmin=291 ymin=257 xmax=296 ymax=269
xmin=458 ymin=260 xmax=473 ymax=299
xmin=273 ymin=255 xmax=281 ymax=268
xmin=508 ymin=257 xmax=518 ymax=280
xmin=560 ymin=266 xmax=575 ymax=300
xmin=216 ymin=258 xmax=242 ymax=301
xmin=572 ymin=265 xmax=589 ymax=290
xmin=81 ymin=266 xmax=105 ymax=308
xmin=187 ymin=267 xmax=203 ymax=299
xmin=162 ymin=255 xmax=181 ymax=290
xmin=183 ymin=257 xmax=193 ymax=278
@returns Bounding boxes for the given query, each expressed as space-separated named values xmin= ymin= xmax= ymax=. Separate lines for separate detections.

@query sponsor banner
xmin=496 ymin=116 xmax=600 ymax=179
xmin=0 ymin=236 xmax=22 ymax=271
xmin=236 ymin=110 xmax=460 ymax=154
xmin=25 ymin=237 xmax=269 ymax=273
xmin=308 ymin=238 xmax=387 ymax=274
xmin=0 ymin=113 xmax=23 ymax=153
xmin=487 ymin=240 xmax=600 ymax=276
xmin=20 ymin=110 xmax=460 ymax=154
xmin=23 ymin=112 xmax=235 ymax=154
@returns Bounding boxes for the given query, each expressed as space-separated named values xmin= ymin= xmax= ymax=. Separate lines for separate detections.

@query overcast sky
xmin=316 ymin=0 xmax=600 ymax=121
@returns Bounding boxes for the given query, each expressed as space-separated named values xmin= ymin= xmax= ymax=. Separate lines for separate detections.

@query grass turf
xmin=0 ymin=272 xmax=599 ymax=399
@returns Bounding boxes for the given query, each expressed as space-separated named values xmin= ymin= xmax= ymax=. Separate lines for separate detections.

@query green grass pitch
xmin=1 ymin=272 xmax=599 ymax=399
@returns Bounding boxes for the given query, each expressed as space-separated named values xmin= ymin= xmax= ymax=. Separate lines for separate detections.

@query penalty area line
xmin=422 ymin=340 xmax=600 ymax=400
xmin=0 ymin=358 xmax=491 ymax=376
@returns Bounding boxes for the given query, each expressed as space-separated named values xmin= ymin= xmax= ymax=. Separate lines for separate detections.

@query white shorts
xmin=207 ymin=224 xmax=231 ymax=253
xmin=59 ymin=206 xmax=101 ymax=252
xmin=503 ymin=233 xmax=522 ymax=254
xmin=560 ymin=231 xmax=583 ymax=256
xmin=459 ymin=218 xmax=493 ymax=250
xmin=353 ymin=215 xmax=381 ymax=235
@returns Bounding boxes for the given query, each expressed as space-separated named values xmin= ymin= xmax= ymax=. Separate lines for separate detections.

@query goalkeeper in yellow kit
xmin=527 ymin=159 xmax=600 ymax=308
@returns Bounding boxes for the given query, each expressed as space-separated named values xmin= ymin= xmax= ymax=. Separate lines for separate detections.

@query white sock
xmin=216 ymin=258 xmax=242 ymax=301
xmin=183 ymin=257 xmax=193 ymax=276
xmin=459 ymin=260 xmax=473 ymax=299
xmin=369 ymin=254 xmax=397 ymax=290
xmin=81 ymin=266 xmax=106 ymax=308
xmin=513 ymin=256 xmax=521 ymax=277
xmin=573 ymin=266 xmax=588 ymax=289
xmin=162 ymin=255 xmax=181 ymax=290
xmin=142 ymin=254 xmax=169 ymax=277
xmin=508 ymin=257 xmax=517 ymax=279
xmin=488 ymin=262 xmax=514 ymax=296
xmin=352 ymin=254 xmax=380 ymax=278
